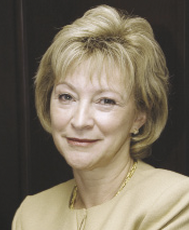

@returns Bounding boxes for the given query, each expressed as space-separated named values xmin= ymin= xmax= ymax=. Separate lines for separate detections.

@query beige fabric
xmin=12 ymin=161 xmax=189 ymax=229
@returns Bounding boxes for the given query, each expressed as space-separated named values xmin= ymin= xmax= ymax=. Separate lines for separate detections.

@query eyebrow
xmin=56 ymin=81 xmax=126 ymax=99
xmin=56 ymin=82 xmax=77 ymax=91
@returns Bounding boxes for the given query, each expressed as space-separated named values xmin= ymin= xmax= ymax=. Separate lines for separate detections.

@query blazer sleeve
xmin=140 ymin=177 xmax=189 ymax=229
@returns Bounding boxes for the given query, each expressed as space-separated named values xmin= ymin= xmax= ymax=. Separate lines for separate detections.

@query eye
xmin=58 ymin=93 xmax=73 ymax=101
xmin=100 ymin=98 xmax=116 ymax=105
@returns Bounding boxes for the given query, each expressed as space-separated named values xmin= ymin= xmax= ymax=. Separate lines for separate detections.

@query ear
xmin=131 ymin=112 xmax=146 ymax=135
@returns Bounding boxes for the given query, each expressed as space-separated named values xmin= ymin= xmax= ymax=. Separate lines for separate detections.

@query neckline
xmin=69 ymin=161 xmax=138 ymax=210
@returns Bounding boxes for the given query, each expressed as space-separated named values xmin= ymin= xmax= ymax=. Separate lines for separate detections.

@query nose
xmin=71 ymin=101 xmax=94 ymax=130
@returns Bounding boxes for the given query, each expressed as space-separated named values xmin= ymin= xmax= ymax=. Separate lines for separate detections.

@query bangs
xmin=51 ymin=41 xmax=134 ymax=94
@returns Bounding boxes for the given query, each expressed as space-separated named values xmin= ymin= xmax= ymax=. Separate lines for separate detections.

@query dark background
xmin=1 ymin=0 xmax=189 ymax=229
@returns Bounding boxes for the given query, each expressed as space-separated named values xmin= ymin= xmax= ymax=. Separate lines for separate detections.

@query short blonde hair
xmin=35 ymin=5 xmax=169 ymax=159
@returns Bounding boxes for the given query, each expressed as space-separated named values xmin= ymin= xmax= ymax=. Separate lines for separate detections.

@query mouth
xmin=66 ymin=137 xmax=99 ymax=147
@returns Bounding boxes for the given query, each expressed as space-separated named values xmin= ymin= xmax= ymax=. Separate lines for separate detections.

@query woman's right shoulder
xmin=12 ymin=179 xmax=75 ymax=229
xmin=24 ymin=179 xmax=75 ymax=206
xmin=16 ymin=179 xmax=75 ymax=217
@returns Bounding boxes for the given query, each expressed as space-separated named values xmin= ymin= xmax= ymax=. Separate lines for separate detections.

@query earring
xmin=133 ymin=128 xmax=139 ymax=135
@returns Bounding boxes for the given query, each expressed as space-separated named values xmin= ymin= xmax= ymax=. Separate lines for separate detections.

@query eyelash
xmin=58 ymin=94 xmax=116 ymax=106
xmin=99 ymin=98 xmax=116 ymax=105
xmin=58 ymin=93 xmax=73 ymax=101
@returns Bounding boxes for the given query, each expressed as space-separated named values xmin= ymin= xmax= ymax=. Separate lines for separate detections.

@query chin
xmin=65 ymin=157 xmax=90 ymax=170
xmin=69 ymin=159 xmax=99 ymax=171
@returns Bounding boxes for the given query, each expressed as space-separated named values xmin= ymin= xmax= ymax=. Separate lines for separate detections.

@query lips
xmin=66 ymin=137 xmax=99 ymax=147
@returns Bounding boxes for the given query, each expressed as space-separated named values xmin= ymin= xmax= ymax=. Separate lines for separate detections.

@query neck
xmin=72 ymin=157 xmax=135 ymax=209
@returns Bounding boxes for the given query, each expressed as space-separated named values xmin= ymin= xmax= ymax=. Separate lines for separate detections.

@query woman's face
xmin=50 ymin=64 xmax=145 ymax=170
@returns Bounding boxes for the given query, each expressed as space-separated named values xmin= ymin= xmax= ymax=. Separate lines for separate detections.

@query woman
xmin=12 ymin=5 xmax=189 ymax=230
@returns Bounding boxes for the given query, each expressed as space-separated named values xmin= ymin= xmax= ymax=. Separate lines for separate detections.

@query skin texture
xmin=50 ymin=63 xmax=146 ymax=208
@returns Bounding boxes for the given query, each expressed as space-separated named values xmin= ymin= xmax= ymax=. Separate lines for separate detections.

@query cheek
xmin=96 ymin=113 xmax=125 ymax=132
xmin=95 ymin=111 xmax=132 ymax=134
xmin=50 ymin=107 xmax=68 ymax=132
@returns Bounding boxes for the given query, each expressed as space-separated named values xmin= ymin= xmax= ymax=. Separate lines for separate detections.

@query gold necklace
xmin=115 ymin=161 xmax=137 ymax=196
xmin=70 ymin=161 xmax=138 ymax=209
xmin=70 ymin=185 xmax=78 ymax=209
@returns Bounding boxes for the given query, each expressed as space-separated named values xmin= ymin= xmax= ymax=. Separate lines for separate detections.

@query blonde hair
xmin=35 ymin=5 xmax=169 ymax=159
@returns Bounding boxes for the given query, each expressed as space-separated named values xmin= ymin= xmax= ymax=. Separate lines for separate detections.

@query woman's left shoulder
xmin=134 ymin=161 xmax=189 ymax=229
xmin=135 ymin=160 xmax=189 ymax=194
xmin=138 ymin=160 xmax=189 ymax=181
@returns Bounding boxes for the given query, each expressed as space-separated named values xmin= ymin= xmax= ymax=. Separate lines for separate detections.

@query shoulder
xmin=128 ymin=160 xmax=189 ymax=197
xmin=129 ymin=161 xmax=189 ymax=229
xmin=23 ymin=179 xmax=75 ymax=209
xmin=136 ymin=160 xmax=189 ymax=185
xmin=132 ymin=160 xmax=189 ymax=198
xmin=12 ymin=179 xmax=75 ymax=230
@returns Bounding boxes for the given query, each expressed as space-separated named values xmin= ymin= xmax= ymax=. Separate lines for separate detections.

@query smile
xmin=66 ymin=138 xmax=99 ymax=147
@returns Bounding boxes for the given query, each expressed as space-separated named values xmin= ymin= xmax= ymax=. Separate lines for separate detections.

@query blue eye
xmin=100 ymin=98 xmax=116 ymax=105
xmin=59 ymin=94 xmax=73 ymax=101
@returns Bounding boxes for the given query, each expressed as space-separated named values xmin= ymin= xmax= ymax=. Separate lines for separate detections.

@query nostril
xmin=71 ymin=107 xmax=94 ymax=130
xmin=71 ymin=118 xmax=94 ymax=130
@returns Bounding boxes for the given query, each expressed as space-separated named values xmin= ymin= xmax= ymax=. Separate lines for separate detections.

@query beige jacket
xmin=12 ymin=161 xmax=189 ymax=229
